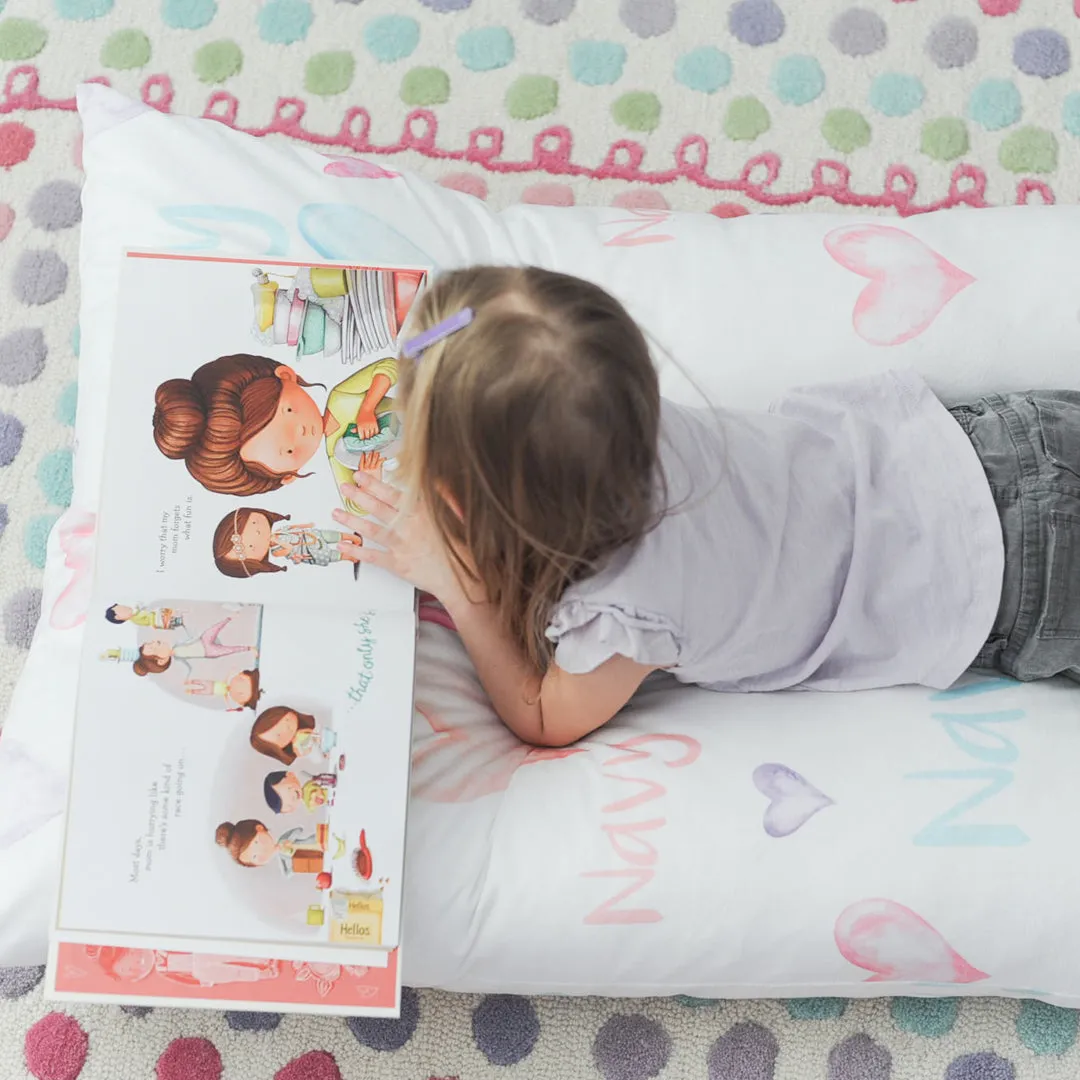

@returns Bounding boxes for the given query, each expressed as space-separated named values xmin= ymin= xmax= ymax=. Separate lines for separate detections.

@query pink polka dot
xmin=0 ymin=203 xmax=14 ymax=243
xmin=439 ymin=172 xmax=488 ymax=200
xmin=611 ymin=188 xmax=669 ymax=210
xmin=520 ymin=182 xmax=575 ymax=207
xmin=709 ymin=202 xmax=750 ymax=218
xmin=979 ymin=0 xmax=1021 ymax=13
xmin=0 ymin=122 xmax=35 ymax=170
xmin=72 ymin=134 xmax=83 ymax=172
xmin=24 ymin=1012 xmax=88 ymax=1080
xmin=156 ymin=1038 xmax=222 ymax=1080
xmin=276 ymin=1051 xmax=343 ymax=1080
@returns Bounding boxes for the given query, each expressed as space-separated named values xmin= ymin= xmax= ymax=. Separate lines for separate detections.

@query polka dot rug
xmin=4 ymin=1 xmax=1080 ymax=1076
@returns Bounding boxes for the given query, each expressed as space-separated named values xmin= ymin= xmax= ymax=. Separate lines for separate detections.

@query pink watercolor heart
xmin=752 ymin=763 xmax=833 ymax=837
xmin=824 ymin=224 xmax=975 ymax=346
xmin=0 ymin=202 xmax=13 ymax=242
xmin=49 ymin=509 xmax=96 ymax=630
xmin=321 ymin=155 xmax=399 ymax=180
xmin=835 ymin=898 xmax=989 ymax=983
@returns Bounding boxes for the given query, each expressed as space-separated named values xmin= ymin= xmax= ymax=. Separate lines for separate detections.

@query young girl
xmin=131 ymin=617 xmax=255 ymax=676
xmin=184 ymin=668 xmax=261 ymax=712
xmin=153 ymin=355 xmax=393 ymax=498
xmin=212 ymin=508 xmax=363 ymax=577
xmin=215 ymin=819 xmax=323 ymax=875
xmin=263 ymin=769 xmax=337 ymax=814
xmin=332 ymin=265 xmax=1080 ymax=749
xmin=249 ymin=705 xmax=337 ymax=765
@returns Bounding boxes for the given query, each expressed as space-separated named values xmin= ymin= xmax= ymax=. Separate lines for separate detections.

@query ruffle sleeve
xmin=545 ymin=600 xmax=681 ymax=675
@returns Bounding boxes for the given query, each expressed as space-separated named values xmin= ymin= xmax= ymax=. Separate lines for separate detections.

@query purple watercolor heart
xmin=752 ymin=763 xmax=833 ymax=838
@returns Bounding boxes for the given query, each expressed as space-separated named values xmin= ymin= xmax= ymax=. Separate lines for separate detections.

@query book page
xmin=56 ymin=602 xmax=415 ymax=963
xmin=91 ymin=253 xmax=428 ymax=610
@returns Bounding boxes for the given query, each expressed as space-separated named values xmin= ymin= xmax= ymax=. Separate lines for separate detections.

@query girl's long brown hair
xmin=396 ymin=266 xmax=663 ymax=673
xmin=153 ymin=355 xmax=320 ymax=496
xmin=249 ymin=706 xmax=316 ymax=764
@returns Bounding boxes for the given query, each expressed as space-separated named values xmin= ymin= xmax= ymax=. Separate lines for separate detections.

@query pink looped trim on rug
xmin=1 ymin=66 xmax=1058 ymax=216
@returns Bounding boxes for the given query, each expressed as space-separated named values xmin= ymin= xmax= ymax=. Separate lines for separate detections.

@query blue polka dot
xmin=0 ymin=504 xmax=7 ymax=542
xmin=257 ymin=0 xmax=312 ymax=44
xmin=363 ymin=15 xmax=419 ymax=62
xmin=55 ymin=383 xmax=78 ymax=427
xmin=37 ymin=448 xmax=73 ymax=507
xmin=869 ymin=72 xmax=925 ymax=118
xmin=675 ymin=47 xmax=731 ymax=94
xmin=1063 ymin=93 xmax=1080 ymax=137
xmin=54 ymin=0 xmax=113 ymax=19
xmin=891 ymin=997 xmax=958 ymax=1038
xmin=570 ymin=40 xmax=627 ymax=86
xmin=24 ymin=514 xmax=59 ymax=570
xmin=770 ymin=54 xmax=824 ymax=105
xmin=1017 ymin=1000 xmax=1079 ymax=1056
xmin=968 ymin=78 xmax=1021 ymax=131
xmin=457 ymin=27 xmax=514 ymax=72
xmin=70 ymin=324 xmax=80 ymax=357
xmin=787 ymin=998 xmax=847 ymax=1020
xmin=162 ymin=0 xmax=216 ymax=30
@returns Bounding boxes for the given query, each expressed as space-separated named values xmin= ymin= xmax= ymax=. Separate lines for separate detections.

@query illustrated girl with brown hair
xmin=212 ymin=507 xmax=363 ymax=578
xmin=249 ymin=705 xmax=337 ymax=765
xmin=215 ymin=819 xmax=324 ymax=876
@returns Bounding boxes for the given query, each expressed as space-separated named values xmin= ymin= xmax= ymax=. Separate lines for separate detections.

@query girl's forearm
xmin=358 ymin=373 xmax=392 ymax=416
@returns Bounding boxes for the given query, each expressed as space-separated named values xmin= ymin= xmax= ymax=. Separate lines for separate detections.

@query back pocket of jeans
xmin=1032 ymin=392 xmax=1080 ymax=482
xmin=1039 ymin=510 xmax=1080 ymax=639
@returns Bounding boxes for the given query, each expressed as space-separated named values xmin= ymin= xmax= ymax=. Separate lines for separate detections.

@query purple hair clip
xmin=401 ymin=307 xmax=474 ymax=361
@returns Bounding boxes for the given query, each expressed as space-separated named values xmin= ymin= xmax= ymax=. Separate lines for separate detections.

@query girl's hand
xmin=354 ymin=408 xmax=379 ymax=440
xmin=333 ymin=472 xmax=477 ymax=606
xmin=358 ymin=450 xmax=383 ymax=476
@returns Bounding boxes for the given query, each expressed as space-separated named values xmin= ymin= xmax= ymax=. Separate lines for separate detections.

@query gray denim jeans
xmin=950 ymin=391 xmax=1080 ymax=684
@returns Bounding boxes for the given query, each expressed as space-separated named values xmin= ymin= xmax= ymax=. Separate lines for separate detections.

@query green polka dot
xmin=457 ymin=26 xmax=514 ymax=72
xmin=363 ymin=15 xmax=419 ymax=63
xmin=100 ymin=28 xmax=150 ymax=69
xmin=724 ymin=96 xmax=770 ymax=141
xmin=305 ymin=50 xmax=355 ymax=95
xmin=506 ymin=75 xmax=559 ymax=120
xmin=612 ymin=91 xmax=661 ymax=132
xmin=0 ymin=18 xmax=47 ymax=60
xmin=674 ymin=995 xmax=719 ymax=1007
xmin=401 ymin=66 xmax=450 ymax=107
xmin=194 ymin=39 xmax=242 ymax=83
xmin=921 ymin=117 xmax=969 ymax=161
xmin=55 ymin=382 xmax=78 ymax=427
xmin=37 ymin=448 xmax=73 ymax=508
xmin=787 ymin=998 xmax=847 ymax=1020
xmin=890 ymin=997 xmax=958 ymax=1038
xmin=1017 ymin=1000 xmax=1079 ymax=1056
xmin=24 ymin=513 xmax=59 ymax=570
xmin=822 ymin=108 xmax=871 ymax=152
xmin=999 ymin=126 xmax=1058 ymax=173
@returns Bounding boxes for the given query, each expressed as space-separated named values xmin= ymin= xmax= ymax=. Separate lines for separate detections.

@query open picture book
xmin=45 ymin=252 xmax=430 ymax=1016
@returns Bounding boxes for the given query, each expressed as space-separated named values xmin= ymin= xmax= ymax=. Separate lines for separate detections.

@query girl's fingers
xmin=339 ymin=543 xmax=392 ymax=572
xmin=350 ymin=469 xmax=401 ymax=509
xmin=333 ymin=509 xmax=387 ymax=545
xmin=339 ymin=482 xmax=397 ymax=523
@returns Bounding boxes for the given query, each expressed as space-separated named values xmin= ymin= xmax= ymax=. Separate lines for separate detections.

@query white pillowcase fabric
xmin=1 ymin=84 xmax=1079 ymax=1001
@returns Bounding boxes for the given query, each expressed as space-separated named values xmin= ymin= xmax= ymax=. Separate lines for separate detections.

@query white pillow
xmin=3 ymin=85 xmax=1080 ymax=1000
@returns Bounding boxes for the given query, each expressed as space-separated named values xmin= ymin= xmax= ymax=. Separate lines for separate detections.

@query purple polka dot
xmin=226 ymin=1011 xmax=281 ymax=1031
xmin=121 ymin=1005 xmax=153 ymax=1018
xmin=3 ymin=586 xmax=41 ymax=649
xmin=593 ymin=1015 xmax=671 ymax=1080
xmin=828 ymin=1034 xmax=892 ymax=1080
xmin=27 ymin=181 xmax=82 ymax=231
xmin=619 ymin=0 xmax=675 ymax=38
xmin=0 ymin=965 xmax=44 ymax=998
xmin=0 ymin=503 xmax=7 ymax=542
xmin=12 ymin=249 xmax=68 ymax=306
xmin=926 ymin=17 xmax=978 ymax=69
xmin=521 ymin=0 xmax=575 ymax=23
xmin=347 ymin=986 xmax=419 ymax=1051
xmin=708 ymin=1022 xmax=778 ymax=1080
xmin=829 ymin=8 xmax=887 ymax=57
xmin=0 ymin=409 xmax=25 ymax=466
xmin=946 ymin=1053 xmax=1015 ymax=1080
xmin=0 ymin=326 xmax=46 ymax=386
xmin=1013 ymin=29 xmax=1070 ymax=79
xmin=728 ymin=0 xmax=785 ymax=47
xmin=418 ymin=0 xmax=472 ymax=10
xmin=472 ymin=995 xmax=539 ymax=1066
